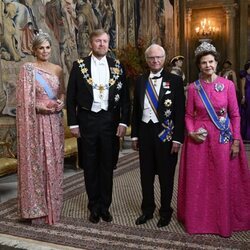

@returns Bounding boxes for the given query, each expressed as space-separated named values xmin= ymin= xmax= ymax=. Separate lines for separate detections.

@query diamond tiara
xmin=35 ymin=29 xmax=49 ymax=37
xmin=194 ymin=42 xmax=217 ymax=57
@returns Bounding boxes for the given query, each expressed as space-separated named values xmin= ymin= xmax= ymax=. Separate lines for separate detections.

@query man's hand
xmin=70 ymin=127 xmax=80 ymax=138
xmin=116 ymin=125 xmax=126 ymax=137
xmin=132 ymin=140 xmax=139 ymax=151
xmin=171 ymin=142 xmax=181 ymax=154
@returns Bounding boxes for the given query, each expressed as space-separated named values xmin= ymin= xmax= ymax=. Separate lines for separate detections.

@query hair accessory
xmin=35 ymin=29 xmax=49 ymax=37
xmin=170 ymin=55 xmax=184 ymax=64
xmin=194 ymin=42 xmax=216 ymax=57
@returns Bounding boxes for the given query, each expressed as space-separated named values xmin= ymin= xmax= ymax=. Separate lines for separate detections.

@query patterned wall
xmin=0 ymin=0 xmax=174 ymax=151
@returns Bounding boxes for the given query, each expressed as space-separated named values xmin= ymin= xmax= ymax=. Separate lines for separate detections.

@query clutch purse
xmin=196 ymin=127 xmax=208 ymax=141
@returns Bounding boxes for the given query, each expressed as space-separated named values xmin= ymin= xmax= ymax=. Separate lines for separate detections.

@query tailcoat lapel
xmin=107 ymin=57 xmax=115 ymax=99
xmin=82 ymin=56 xmax=93 ymax=95
xmin=140 ymin=74 xmax=148 ymax=109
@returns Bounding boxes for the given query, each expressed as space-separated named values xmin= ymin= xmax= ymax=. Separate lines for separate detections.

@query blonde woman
xmin=16 ymin=31 xmax=65 ymax=225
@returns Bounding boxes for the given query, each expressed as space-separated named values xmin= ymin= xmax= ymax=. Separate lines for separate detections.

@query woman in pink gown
xmin=16 ymin=31 xmax=65 ymax=225
xmin=177 ymin=42 xmax=250 ymax=237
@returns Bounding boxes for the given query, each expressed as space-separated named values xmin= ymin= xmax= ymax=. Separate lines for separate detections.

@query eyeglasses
xmin=146 ymin=56 xmax=165 ymax=61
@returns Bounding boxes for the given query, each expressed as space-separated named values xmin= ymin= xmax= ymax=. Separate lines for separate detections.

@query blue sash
xmin=194 ymin=80 xmax=232 ymax=143
xmin=145 ymin=79 xmax=174 ymax=142
xmin=145 ymin=79 xmax=158 ymax=118
xmin=35 ymin=72 xmax=56 ymax=100
xmin=158 ymin=119 xmax=174 ymax=142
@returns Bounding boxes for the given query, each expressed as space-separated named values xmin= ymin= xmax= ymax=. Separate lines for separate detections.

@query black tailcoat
xmin=131 ymin=69 xmax=185 ymax=218
xmin=67 ymin=56 xmax=130 ymax=213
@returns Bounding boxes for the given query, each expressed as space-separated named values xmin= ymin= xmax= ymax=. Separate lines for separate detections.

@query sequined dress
xmin=177 ymin=76 xmax=250 ymax=237
xmin=16 ymin=63 xmax=64 ymax=225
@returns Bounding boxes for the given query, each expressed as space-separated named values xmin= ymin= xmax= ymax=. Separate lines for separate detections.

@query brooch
xmin=163 ymin=82 xmax=170 ymax=89
xmin=164 ymin=99 xmax=172 ymax=107
xmin=114 ymin=94 xmax=120 ymax=102
xmin=215 ymin=83 xmax=224 ymax=92
xmin=219 ymin=107 xmax=226 ymax=115
xmin=219 ymin=116 xmax=226 ymax=123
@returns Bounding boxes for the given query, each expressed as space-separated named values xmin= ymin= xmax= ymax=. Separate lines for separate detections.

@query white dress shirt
xmin=91 ymin=55 xmax=110 ymax=112
xmin=142 ymin=70 xmax=163 ymax=123
xmin=142 ymin=77 xmax=161 ymax=123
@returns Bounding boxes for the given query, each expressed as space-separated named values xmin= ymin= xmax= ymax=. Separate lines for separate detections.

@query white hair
xmin=145 ymin=44 xmax=166 ymax=59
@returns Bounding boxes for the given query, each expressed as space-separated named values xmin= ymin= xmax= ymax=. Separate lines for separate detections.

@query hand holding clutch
xmin=196 ymin=128 xmax=208 ymax=141
xmin=189 ymin=128 xmax=208 ymax=143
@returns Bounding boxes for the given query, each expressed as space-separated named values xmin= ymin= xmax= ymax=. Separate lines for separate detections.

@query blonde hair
xmin=32 ymin=31 xmax=52 ymax=56
xmin=89 ymin=29 xmax=110 ymax=42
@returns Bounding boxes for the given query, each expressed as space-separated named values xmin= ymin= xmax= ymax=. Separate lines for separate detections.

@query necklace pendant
xmin=98 ymin=84 xmax=105 ymax=94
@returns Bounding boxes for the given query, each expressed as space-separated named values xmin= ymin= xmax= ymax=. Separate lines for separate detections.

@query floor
xmin=0 ymin=137 xmax=133 ymax=250
xmin=1 ymin=140 xmax=249 ymax=204
xmin=0 ymin=158 xmax=78 ymax=249
xmin=0 ymin=137 xmax=133 ymax=204
xmin=0 ymin=159 xmax=76 ymax=204
xmin=0 ymin=140 xmax=249 ymax=250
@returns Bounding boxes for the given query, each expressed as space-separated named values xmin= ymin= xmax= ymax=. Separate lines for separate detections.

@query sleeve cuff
xmin=172 ymin=140 xmax=182 ymax=144
xmin=70 ymin=125 xmax=79 ymax=129
xmin=131 ymin=137 xmax=138 ymax=141
xmin=119 ymin=123 xmax=128 ymax=128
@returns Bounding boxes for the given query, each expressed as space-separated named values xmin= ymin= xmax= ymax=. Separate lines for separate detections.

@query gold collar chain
xmin=77 ymin=58 xmax=123 ymax=87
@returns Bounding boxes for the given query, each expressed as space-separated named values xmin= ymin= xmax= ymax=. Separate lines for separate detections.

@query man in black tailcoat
xmin=131 ymin=44 xmax=185 ymax=227
xmin=67 ymin=29 xmax=130 ymax=224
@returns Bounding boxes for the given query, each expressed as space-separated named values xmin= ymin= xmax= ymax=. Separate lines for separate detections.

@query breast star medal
xmin=164 ymin=109 xmax=172 ymax=118
xmin=164 ymin=99 xmax=172 ymax=107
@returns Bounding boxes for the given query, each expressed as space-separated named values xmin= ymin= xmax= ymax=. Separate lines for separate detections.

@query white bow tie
xmin=149 ymin=72 xmax=161 ymax=78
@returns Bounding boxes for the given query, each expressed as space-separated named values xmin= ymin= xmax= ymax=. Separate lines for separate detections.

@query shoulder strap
xmin=194 ymin=80 xmax=232 ymax=143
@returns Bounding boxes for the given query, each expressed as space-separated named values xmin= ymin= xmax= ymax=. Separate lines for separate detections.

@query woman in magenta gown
xmin=177 ymin=42 xmax=250 ymax=237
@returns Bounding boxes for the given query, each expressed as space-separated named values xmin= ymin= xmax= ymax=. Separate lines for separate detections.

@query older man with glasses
xmin=131 ymin=44 xmax=185 ymax=227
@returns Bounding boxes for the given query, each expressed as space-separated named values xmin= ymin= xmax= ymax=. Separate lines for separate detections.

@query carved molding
xmin=187 ymin=0 xmax=236 ymax=9
xmin=223 ymin=3 xmax=238 ymax=18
